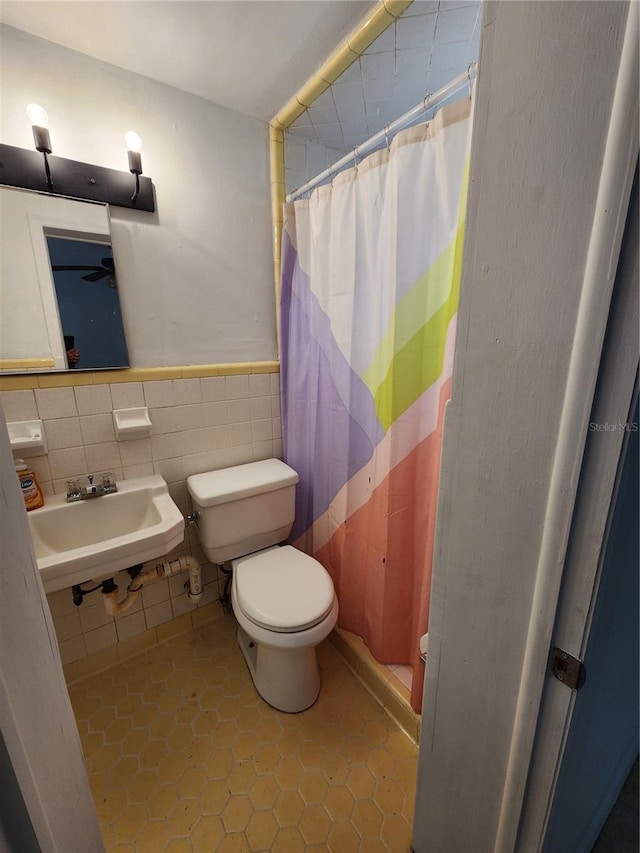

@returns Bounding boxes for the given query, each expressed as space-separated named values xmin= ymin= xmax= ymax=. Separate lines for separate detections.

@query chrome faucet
xmin=66 ymin=472 xmax=118 ymax=502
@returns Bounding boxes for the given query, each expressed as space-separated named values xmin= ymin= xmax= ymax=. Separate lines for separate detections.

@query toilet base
xmin=236 ymin=626 xmax=321 ymax=713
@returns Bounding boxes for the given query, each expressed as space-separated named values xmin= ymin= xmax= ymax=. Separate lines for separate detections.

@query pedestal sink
xmin=28 ymin=474 xmax=185 ymax=593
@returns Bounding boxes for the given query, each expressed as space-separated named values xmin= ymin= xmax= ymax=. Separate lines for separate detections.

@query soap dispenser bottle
xmin=15 ymin=458 xmax=44 ymax=511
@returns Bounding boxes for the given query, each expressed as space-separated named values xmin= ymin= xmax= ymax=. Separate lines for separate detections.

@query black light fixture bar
xmin=0 ymin=143 xmax=155 ymax=212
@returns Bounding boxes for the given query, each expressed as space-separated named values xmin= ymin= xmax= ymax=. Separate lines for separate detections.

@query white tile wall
xmin=284 ymin=137 xmax=344 ymax=200
xmin=116 ymin=610 xmax=147 ymax=642
xmin=74 ymin=384 xmax=112 ymax=415
xmin=285 ymin=0 xmax=482 ymax=195
xmin=45 ymin=417 xmax=83 ymax=450
xmin=80 ymin=413 xmax=116 ymax=445
xmin=110 ymin=381 xmax=145 ymax=409
xmin=1 ymin=388 xmax=38 ymax=420
xmin=434 ymin=4 xmax=480 ymax=43
xmin=2 ymin=372 xmax=283 ymax=664
xmin=35 ymin=387 xmax=77 ymax=419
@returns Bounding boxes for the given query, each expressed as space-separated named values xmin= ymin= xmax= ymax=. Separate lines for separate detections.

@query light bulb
xmin=125 ymin=131 xmax=142 ymax=153
xmin=27 ymin=103 xmax=49 ymax=128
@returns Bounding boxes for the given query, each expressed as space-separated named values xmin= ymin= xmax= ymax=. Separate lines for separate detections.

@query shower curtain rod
xmin=286 ymin=62 xmax=477 ymax=203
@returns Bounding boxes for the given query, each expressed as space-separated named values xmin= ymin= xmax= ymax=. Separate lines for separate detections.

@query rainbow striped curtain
xmin=280 ymin=96 xmax=473 ymax=712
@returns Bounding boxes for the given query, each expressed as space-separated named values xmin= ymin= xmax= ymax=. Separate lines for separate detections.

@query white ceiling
xmin=0 ymin=1 xmax=374 ymax=121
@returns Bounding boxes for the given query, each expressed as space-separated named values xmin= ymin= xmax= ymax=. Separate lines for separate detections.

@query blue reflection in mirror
xmin=46 ymin=236 xmax=129 ymax=370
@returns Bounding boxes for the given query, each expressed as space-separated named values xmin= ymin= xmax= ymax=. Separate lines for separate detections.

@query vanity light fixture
xmin=125 ymin=131 xmax=143 ymax=204
xmin=26 ymin=103 xmax=53 ymax=189
xmin=0 ymin=109 xmax=155 ymax=212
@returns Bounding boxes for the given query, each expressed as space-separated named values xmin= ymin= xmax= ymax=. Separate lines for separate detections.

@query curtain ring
xmin=467 ymin=63 xmax=473 ymax=99
xmin=352 ymin=147 xmax=359 ymax=171
xmin=423 ymin=92 xmax=431 ymax=124
xmin=384 ymin=123 xmax=391 ymax=150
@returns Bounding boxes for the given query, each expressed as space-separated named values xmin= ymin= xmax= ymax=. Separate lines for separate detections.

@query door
xmin=542 ymin=396 xmax=638 ymax=851
xmin=517 ymin=167 xmax=639 ymax=850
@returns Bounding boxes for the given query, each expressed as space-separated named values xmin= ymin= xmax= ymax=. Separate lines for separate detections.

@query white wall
xmin=412 ymin=2 xmax=630 ymax=851
xmin=0 ymin=25 xmax=276 ymax=367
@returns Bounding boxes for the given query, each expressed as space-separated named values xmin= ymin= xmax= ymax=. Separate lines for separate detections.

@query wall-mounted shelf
xmin=113 ymin=407 xmax=152 ymax=440
xmin=8 ymin=419 xmax=47 ymax=456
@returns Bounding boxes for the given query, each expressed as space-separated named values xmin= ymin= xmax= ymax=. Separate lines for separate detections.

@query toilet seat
xmin=233 ymin=545 xmax=335 ymax=633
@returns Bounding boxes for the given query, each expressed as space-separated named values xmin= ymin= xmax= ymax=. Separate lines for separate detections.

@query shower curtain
xmin=280 ymin=95 xmax=474 ymax=712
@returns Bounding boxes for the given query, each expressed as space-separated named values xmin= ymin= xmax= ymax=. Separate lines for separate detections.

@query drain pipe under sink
xmin=103 ymin=555 xmax=203 ymax=616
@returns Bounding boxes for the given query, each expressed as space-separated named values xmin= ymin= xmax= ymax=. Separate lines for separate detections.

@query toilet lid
xmin=234 ymin=546 xmax=335 ymax=632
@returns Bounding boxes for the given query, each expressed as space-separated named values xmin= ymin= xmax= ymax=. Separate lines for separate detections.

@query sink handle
xmin=66 ymin=479 xmax=82 ymax=502
xmin=100 ymin=472 xmax=118 ymax=494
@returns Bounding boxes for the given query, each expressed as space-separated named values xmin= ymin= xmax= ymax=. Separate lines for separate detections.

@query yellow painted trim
xmin=180 ymin=365 xmax=221 ymax=379
xmin=330 ymin=627 xmax=420 ymax=743
xmin=269 ymin=0 xmax=412 ymax=358
xmin=295 ymin=76 xmax=331 ymax=111
xmin=121 ymin=367 xmax=182 ymax=382
xmin=270 ymin=124 xmax=286 ymax=354
xmin=103 ymin=369 xmax=153 ymax=384
xmin=270 ymin=136 xmax=285 ymax=186
xmin=216 ymin=362 xmax=255 ymax=376
xmin=0 ymin=357 xmax=55 ymax=370
xmin=318 ymin=46 xmax=360 ymax=88
xmin=0 ymin=375 xmax=40 ymax=390
xmin=347 ymin=5 xmax=396 ymax=55
xmin=250 ymin=361 xmax=280 ymax=374
xmin=0 ymin=362 xmax=280 ymax=391
xmin=272 ymin=99 xmax=307 ymax=130
xmin=384 ymin=0 xmax=414 ymax=16
xmin=37 ymin=372 xmax=94 ymax=388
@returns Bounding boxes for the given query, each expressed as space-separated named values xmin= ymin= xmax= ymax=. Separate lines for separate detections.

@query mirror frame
xmin=0 ymin=187 xmax=129 ymax=374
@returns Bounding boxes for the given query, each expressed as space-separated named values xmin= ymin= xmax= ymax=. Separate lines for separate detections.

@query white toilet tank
xmin=187 ymin=459 xmax=299 ymax=564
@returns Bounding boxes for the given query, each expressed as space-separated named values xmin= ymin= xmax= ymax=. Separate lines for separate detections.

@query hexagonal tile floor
xmin=69 ymin=612 xmax=418 ymax=852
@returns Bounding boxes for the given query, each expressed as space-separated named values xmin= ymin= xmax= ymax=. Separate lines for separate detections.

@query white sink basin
xmin=29 ymin=474 xmax=185 ymax=593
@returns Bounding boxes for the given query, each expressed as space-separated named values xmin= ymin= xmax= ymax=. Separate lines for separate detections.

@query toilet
xmin=187 ymin=459 xmax=338 ymax=713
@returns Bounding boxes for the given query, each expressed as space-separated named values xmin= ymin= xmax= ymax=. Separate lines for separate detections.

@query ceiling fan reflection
xmin=51 ymin=257 xmax=116 ymax=287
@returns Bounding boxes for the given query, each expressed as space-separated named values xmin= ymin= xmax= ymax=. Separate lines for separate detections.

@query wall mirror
xmin=0 ymin=187 xmax=129 ymax=373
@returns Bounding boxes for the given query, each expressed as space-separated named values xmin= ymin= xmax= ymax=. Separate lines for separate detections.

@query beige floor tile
xmin=299 ymin=803 xmax=332 ymax=845
xmin=271 ymin=826 xmax=306 ymax=853
xmin=245 ymin=810 xmax=278 ymax=851
xmin=221 ymin=794 xmax=253 ymax=833
xmin=273 ymin=789 xmax=305 ymax=828
xmin=324 ymin=786 xmax=355 ymax=822
xmin=327 ymin=820 xmax=360 ymax=852
xmin=352 ymin=799 xmax=385 ymax=838
xmin=164 ymin=839 xmax=192 ymax=853
xmin=298 ymin=770 xmax=328 ymax=806
xmin=167 ymin=798 xmax=201 ymax=837
xmin=191 ymin=813 xmax=226 ymax=850
xmin=70 ymin=612 xmax=418 ymax=852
